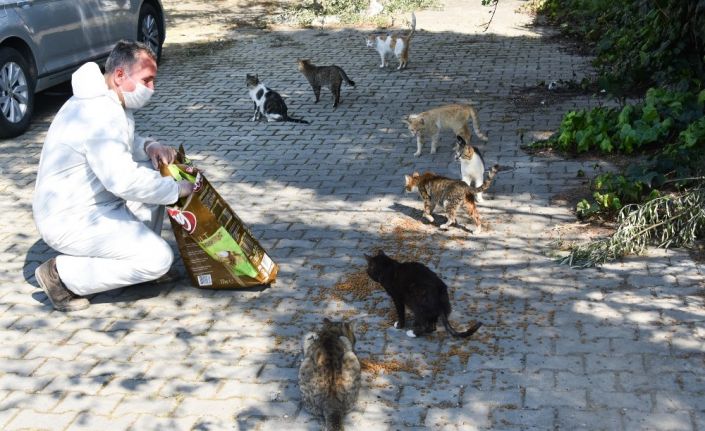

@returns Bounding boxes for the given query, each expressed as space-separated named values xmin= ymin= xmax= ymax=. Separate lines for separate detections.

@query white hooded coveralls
xmin=32 ymin=62 xmax=179 ymax=296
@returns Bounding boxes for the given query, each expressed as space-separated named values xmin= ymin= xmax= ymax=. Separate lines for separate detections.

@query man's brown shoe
xmin=35 ymin=257 xmax=89 ymax=312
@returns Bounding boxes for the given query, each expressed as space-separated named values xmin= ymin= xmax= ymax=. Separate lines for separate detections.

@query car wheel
xmin=0 ymin=47 xmax=34 ymax=139
xmin=138 ymin=3 xmax=163 ymax=62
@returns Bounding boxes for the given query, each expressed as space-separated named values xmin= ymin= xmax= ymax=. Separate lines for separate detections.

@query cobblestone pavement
xmin=1 ymin=1 xmax=704 ymax=430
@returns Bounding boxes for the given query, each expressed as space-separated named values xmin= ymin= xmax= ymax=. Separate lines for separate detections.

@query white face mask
xmin=121 ymin=76 xmax=154 ymax=110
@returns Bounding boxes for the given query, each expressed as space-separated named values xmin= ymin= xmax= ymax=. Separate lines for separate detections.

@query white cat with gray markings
xmin=454 ymin=135 xmax=487 ymax=202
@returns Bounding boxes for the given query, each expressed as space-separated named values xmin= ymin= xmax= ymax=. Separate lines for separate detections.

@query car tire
xmin=138 ymin=3 xmax=164 ymax=62
xmin=0 ymin=47 xmax=35 ymax=139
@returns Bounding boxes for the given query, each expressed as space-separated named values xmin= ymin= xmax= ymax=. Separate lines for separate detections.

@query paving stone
xmin=66 ymin=413 xmax=139 ymax=430
xmin=491 ymin=407 xmax=555 ymax=429
xmin=5 ymin=410 xmax=77 ymax=431
xmin=52 ymin=392 xmax=123 ymax=416
xmin=622 ymin=411 xmax=694 ymax=431
xmin=556 ymin=408 xmax=621 ymax=431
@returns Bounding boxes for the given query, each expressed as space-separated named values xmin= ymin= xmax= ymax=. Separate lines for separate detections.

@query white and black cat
xmin=246 ymin=74 xmax=309 ymax=124
xmin=454 ymin=135 xmax=487 ymax=202
xmin=364 ymin=250 xmax=483 ymax=338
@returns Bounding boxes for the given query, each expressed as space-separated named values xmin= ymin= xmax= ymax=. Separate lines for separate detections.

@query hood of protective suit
xmin=71 ymin=62 xmax=110 ymax=99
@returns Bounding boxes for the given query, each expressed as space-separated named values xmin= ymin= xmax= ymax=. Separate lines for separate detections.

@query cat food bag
xmin=159 ymin=148 xmax=278 ymax=288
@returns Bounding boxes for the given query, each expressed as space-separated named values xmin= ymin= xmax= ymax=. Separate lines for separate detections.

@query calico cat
xmin=299 ymin=318 xmax=361 ymax=431
xmin=297 ymin=59 xmax=356 ymax=108
xmin=454 ymin=135 xmax=487 ymax=202
xmin=366 ymin=12 xmax=416 ymax=70
xmin=404 ymin=103 xmax=488 ymax=156
xmin=245 ymin=73 xmax=309 ymax=124
xmin=404 ymin=165 xmax=498 ymax=231
xmin=364 ymin=250 xmax=483 ymax=338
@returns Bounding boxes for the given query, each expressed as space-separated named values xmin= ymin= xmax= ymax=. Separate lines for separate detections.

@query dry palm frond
xmin=562 ymin=183 xmax=705 ymax=268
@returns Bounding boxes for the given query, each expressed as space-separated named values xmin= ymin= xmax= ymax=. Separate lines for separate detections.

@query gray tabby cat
xmin=299 ymin=318 xmax=361 ymax=431
xmin=297 ymin=59 xmax=356 ymax=108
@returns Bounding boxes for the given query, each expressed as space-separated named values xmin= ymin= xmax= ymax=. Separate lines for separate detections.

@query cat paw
xmin=440 ymin=223 xmax=451 ymax=230
xmin=430 ymin=149 xmax=437 ymax=154
xmin=406 ymin=330 xmax=417 ymax=338
xmin=423 ymin=214 xmax=434 ymax=223
xmin=393 ymin=321 xmax=402 ymax=329
xmin=413 ymin=151 xmax=421 ymax=157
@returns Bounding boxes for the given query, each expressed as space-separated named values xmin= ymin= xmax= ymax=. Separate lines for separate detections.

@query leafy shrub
xmin=537 ymin=87 xmax=705 ymax=218
xmin=576 ymin=170 xmax=662 ymax=220
xmin=540 ymin=0 xmax=705 ymax=94
xmin=284 ymin=0 xmax=438 ymax=26
xmin=548 ymin=88 xmax=705 ymax=155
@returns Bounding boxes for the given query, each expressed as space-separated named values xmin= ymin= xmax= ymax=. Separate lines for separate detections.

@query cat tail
xmin=337 ymin=67 xmax=356 ymax=86
xmin=441 ymin=312 xmax=483 ymax=338
xmin=323 ymin=408 xmax=345 ymax=431
xmin=406 ymin=12 xmax=416 ymax=41
xmin=283 ymin=115 xmax=310 ymax=124
xmin=464 ymin=164 xmax=499 ymax=196
xmin=468 ymin=106 xmax=489 ymax=141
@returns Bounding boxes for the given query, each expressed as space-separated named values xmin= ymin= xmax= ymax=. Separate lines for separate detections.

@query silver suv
xmin=0 ymin=0 xmax=165 ymax=138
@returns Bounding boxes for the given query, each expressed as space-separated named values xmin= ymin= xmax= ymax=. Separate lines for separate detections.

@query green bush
xmin=540 ymin=0 xmax=705 ymax=94
xmin=536 ymin=87 xmax=705 ymax=219
xmin=284 ymin=0 xmax=438 ymax=26
xmin=547 ymin=88 xmax=705 ymax=156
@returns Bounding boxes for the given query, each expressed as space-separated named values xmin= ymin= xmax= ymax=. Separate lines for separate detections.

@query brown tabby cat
xmin=404 ymin=103 xmax=489 ymax=156
xmin=299 ymin=318 xmax=361 ymax=431
xmin=404 ymin=165 xmax=498 ymax=231
xmin=297 ymin=59 xmax=356 ymax=108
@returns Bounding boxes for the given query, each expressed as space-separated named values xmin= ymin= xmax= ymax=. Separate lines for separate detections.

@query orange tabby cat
xmin=366 ymin=12 xmax=416 ymax=70
xmin=404 ymin=166 xmax=498 ymax=231
xmin=404 ymin=104 xmax=488 ymax=157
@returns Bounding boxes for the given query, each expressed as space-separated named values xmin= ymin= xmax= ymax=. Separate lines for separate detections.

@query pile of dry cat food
xmin=359 ymin=358 xmax=419 ymax=377
xmin=331 ymin=270 xmax=377 ymax=301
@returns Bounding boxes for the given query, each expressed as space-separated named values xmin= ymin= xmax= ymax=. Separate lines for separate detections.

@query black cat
xmin=246 ymin=73 xmax=309 ymax=124
xmin=364 ymin=250 xmax=482 ymax=338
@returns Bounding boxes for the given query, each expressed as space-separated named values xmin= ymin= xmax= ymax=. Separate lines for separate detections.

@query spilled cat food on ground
xmin=359 ymin=358 xmax=419 ymax=377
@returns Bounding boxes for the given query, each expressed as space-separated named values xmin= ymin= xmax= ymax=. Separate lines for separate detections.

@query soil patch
xmin=509 ymin=81 xmax=601 ymax=113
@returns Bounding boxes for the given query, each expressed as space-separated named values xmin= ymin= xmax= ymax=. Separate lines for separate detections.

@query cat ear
xmin=364 ymin=254 xmax=371 ymax=261
xmin=376 ymin=249 xmax=386 ymax=256
xmin=323 ymin=317 xmax=332 ymax=324
xmin=412 ymin=171 xmax=420 ymax=177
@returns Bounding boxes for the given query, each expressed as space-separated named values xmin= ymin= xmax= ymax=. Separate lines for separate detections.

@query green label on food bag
xmin=166 ymin=164 xmax=197 ymax=183
xmin=199 ymin=227 xmax=258 ymax=278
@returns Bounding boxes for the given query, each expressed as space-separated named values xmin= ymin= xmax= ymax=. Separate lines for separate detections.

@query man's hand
xmin=177 ymin=180 xmax=194 ymax=198
xmin=145 ymin=140 xmax=177 ymax=169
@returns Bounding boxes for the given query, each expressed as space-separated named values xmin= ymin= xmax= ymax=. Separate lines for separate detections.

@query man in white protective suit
xmin=32 ymin=41 xmax=194 ymax=311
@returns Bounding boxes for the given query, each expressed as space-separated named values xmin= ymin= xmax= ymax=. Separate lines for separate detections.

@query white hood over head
xmin=71 ymin=62 xmax=109 ymax=99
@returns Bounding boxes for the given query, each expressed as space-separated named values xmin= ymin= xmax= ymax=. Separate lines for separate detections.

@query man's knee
xmin=138 ymin=239 xmax=174 ymax=278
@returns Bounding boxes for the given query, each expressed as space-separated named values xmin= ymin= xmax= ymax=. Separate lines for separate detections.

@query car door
xmin=12 ymin=0 xmax=101 ymax=77
xmin=88 ymin=0 xmax=136 ymax=57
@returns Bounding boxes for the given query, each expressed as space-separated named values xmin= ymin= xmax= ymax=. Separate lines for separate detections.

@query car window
xmin=14 ymin=0 xmax=112 ymax=75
